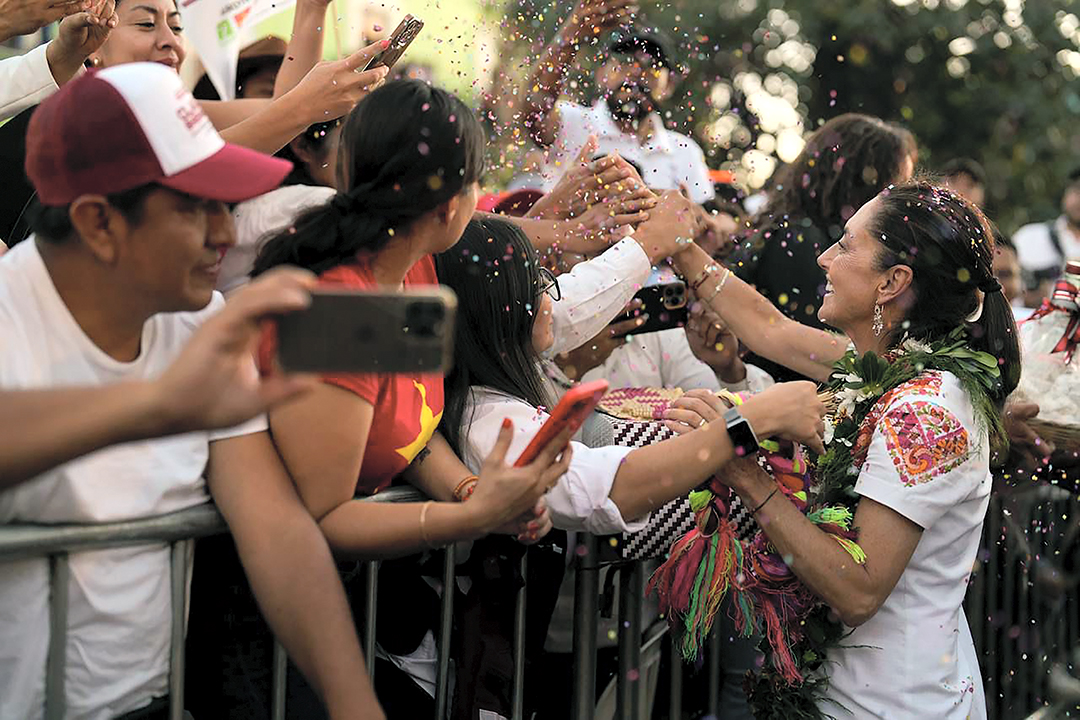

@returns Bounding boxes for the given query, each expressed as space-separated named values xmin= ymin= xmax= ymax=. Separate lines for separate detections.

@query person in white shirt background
xmin=1012 ymin=167 xmax=1080 ymax=306
xmin=522 ymin=0 xmax=715 ymax=204
xmin=0 ymin=62 xmax=385 ymax=720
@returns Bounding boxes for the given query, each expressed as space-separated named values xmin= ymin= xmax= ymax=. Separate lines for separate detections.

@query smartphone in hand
xmin=514 ymin=379 xmax=609 ymax=467
xmin=365 ymin=15 xmax=424 ymax=71
xmin=610 ymin=281 xmax=689 ymax=338
xmin=259 ymin=287 xmax=456 ymax=375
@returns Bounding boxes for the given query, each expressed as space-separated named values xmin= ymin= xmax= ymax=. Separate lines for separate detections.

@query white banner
xmin=247 ymin=0 xmax=296 ymax=28
xmin=178 ymin=0 xmax=258 ymax=99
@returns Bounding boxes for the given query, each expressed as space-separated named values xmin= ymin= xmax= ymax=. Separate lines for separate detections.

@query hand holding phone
xmin=258 ymin=287 xmax=456 ymax=375
xmin=514 ymin=379 xmax=610 ymax=466
xmin=365 ymin=15 xmax=424 ymax=71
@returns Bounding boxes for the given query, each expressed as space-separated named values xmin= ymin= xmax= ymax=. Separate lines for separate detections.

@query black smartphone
xmin=365 ymin=15 xmax=424 ymax=71
xmin=610 ymin=281 xmax=689 ymax=338
xmin=266 ymin=288 xmax=457 ymax=374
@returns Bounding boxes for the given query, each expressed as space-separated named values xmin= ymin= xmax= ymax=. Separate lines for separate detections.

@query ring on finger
xmin=699 ymin=418 xmax=707 ymax=428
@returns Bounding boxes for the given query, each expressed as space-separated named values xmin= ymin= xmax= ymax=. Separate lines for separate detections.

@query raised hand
xmin=662 ymin=388 xmax=731 ymax=435
xmin=468 ymin=420 xmax=575 ymax=533
xmin=153 ymin=268 xmax=321 ymax=433
xmin=554 ymin=300 xmax=643 ymax=380
xmin=285 ymin=38 xmax=392 ymax=125
xmin=0 ymin=0 xmax=89 ymax=42
xmin=564 ymin=0 xmax=639 ymax=44
xmin=684 ymin=301 xmax=745 ymax=383
xmin=45 ymin=0 xmax=116 ymax=84
xmin=527 ymin=136 xmax=656 ymax=221
xmin=631 ymin=190 xmax=706 ymax=263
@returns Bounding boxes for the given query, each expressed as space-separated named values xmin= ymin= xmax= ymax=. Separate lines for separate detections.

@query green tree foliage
xmin=499 ymin=0 xmax=1080 ymax=232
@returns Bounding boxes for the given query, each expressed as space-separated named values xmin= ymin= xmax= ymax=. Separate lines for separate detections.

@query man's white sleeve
xmin=0 ymin=45 xmax=60 ymax=123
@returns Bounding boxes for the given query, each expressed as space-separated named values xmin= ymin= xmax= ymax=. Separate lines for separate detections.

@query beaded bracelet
xmin=453 ymin=475 xmax=479 ymax=502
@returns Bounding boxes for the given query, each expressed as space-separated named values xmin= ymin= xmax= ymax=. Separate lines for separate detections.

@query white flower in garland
xmin=822 ymin=416 xmax=836 ymax=445
xmin=900 ymin=336 xmax=933 ymax=355
xmin=835 ymin=385 xmax=873 ymax=418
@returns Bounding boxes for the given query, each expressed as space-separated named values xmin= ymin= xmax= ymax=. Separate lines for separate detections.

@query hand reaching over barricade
xmin=527 ymin=136 xmax=656 ymax=221
xmin=631 ymin=190 xmax=705 ymax=263
xmin=283 ymin=38 xmax=391 ymax=125
xmin=684 ymin=301 xmax=746 ymax=383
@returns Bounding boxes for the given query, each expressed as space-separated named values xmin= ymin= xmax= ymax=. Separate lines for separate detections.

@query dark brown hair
xmin=756 ymin=113 xmax=909 ymax=240
xmin=871 ymin=181 xmax=1021 ymax=403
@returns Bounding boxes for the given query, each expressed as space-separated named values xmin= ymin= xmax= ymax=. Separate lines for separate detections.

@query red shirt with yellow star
xmin=320 ymin=255 xmax=444 ymax=495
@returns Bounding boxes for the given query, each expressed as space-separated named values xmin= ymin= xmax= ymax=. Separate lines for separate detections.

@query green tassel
xmin=689 ymin=489 xmax=713 ymax=512
xmin=806 ymin=506 xmax=854 ymax=528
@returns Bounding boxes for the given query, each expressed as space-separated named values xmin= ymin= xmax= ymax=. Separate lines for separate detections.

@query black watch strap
xmin=724 ymin=406 xmax=760 ymax=457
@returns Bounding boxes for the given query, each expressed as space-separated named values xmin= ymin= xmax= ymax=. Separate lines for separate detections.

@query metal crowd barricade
xmin=0 ymin=486 xmax=731 ymax=720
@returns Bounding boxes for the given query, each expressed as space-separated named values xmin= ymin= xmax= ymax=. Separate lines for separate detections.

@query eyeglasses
xmin=538 ymin=267 xmax=561 ymax=302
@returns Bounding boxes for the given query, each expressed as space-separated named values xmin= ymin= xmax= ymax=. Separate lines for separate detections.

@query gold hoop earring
xmin=872 ymin=304 xmax=884 ymax=337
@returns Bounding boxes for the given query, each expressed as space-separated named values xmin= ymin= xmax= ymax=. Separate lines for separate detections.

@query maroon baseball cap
xmin=26 ymin=62 xmax=291 ymax=206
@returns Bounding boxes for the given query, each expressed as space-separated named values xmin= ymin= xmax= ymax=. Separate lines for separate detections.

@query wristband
xmin=751 ymin=488 xmax=778 ymax=515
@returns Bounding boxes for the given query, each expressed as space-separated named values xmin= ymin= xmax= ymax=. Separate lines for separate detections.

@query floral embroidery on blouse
xmin=880 ymin=400 xmax=970 ymax=487
xmin=853 ymin=372 xmax=945 ymax=467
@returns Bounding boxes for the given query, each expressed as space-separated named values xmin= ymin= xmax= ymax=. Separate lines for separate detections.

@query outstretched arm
xmin=208 ymin=432 xmax=385 ymax=720
xmin=274 ymin=0 xmax=330 ymax=97
xmin=521 ymin=0 xmax=637 ymax=147
xmin=0 ymin=268 xmax=318 ymax=490
xmin=723 ymin=455 xmax=922 ymax=628
xmin=672 ymin=243 xmax=845 ymax=383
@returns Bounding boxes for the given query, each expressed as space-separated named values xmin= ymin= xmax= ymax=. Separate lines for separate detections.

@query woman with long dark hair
xmin=727 ymin=113 xmax=914 ymax=382
xmin=662 ymin=181 xmax=1021 ymax=718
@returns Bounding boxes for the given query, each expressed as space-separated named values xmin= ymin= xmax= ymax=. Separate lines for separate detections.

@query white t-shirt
xmin=542 ymin=100 xmax=715 ymax=204
xmin=220 ymin=184 xmax=336 ymax=294
xmin=1012 ymin=215 xmax=1080 ymax=277
xmin=821 ymin=370 xmax=989 ymax=720
xmin=0 ymin=239 xmax=265 ymax=720
xmin=460 ymin=388 xmax=646 ymax=535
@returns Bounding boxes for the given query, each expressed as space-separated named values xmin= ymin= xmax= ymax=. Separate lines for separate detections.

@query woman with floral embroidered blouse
xmin=654 ymin=181 xmax=1021 ymax=719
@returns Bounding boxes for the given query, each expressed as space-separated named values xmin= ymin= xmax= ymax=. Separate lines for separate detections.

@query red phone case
xmin=513 ymin=379 xmax=610 ymax=467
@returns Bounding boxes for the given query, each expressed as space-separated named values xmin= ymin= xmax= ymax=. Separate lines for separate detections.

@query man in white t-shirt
xmin=522 ymin=1 xmax=714 ymax=203
xmin=1012 ymin=168 xmax=1080 ymax=305
xmin=0 ymin=63 xmax=380 ymax=720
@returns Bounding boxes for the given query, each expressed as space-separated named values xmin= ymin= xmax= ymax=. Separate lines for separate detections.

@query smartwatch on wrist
xmin=723 ymin=406 xmax=760 ymax=457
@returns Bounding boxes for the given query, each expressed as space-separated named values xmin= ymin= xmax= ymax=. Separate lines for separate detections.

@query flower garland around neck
xmin=649 ymin=326 xmax=1004 ymax=720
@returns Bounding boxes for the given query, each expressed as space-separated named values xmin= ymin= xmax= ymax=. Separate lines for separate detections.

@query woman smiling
xmin=662 ymin=181 xmax=1020 ymax=719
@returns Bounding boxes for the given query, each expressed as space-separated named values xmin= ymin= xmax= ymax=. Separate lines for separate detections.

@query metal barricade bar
xmin=1 ymin=488 xmax=672 ymax=720
xmin=616 ymin=561 xmax=644 ymax=719
xmin=571 ymin=534 xmax=599 ymax=720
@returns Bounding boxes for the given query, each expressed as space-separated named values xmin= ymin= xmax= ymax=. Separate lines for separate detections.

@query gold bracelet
xmin=703 ymin=268 xmax=732 ymax=304
xmin=419 ymin=501 xmax=435 ymax=549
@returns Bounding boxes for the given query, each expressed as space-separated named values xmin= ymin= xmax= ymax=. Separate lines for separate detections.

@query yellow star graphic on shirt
xmin=395 ymin=381 xmax=443 ymax=462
